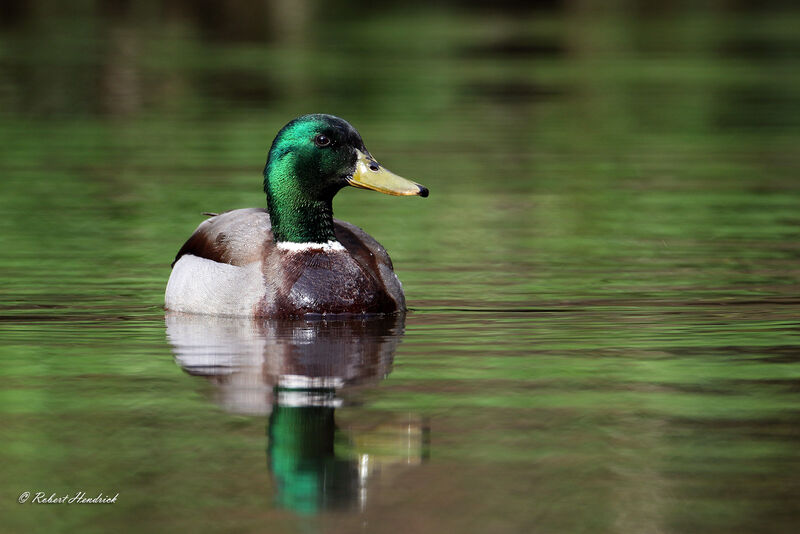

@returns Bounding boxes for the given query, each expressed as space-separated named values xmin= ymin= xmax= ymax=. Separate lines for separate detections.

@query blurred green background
xmin=1 ymin=1 xmax=799 ymax=533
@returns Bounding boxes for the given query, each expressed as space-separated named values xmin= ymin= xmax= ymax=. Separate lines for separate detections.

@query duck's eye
xmin=313 ymin=134 xmax=331 ymax=147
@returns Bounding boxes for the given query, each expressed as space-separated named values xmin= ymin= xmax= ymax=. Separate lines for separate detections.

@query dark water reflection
xmin=167 ymin=313 xmax=425 ymax=515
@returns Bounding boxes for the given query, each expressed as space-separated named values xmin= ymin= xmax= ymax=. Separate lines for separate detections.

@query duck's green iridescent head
xmin=263 ymin=114 xmax=428 ymax=243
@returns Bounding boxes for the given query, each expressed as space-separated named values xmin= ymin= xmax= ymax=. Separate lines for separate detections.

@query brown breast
xmin=257 ymin=248 xmax=400 ymax=317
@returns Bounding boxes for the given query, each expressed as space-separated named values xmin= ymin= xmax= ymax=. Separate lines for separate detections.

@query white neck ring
xmin=276 ymin=240 xmax=346 ymax=253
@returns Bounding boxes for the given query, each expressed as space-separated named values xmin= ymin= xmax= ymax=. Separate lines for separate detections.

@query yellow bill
xmin=347 ymin=149 xmax=429 ymax=197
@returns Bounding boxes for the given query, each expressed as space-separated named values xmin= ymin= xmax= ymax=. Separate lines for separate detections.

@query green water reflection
xmin=1 ymin=1 xmax=799 ymax=533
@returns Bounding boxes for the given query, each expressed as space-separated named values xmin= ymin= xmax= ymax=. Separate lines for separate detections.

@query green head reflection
xmin=268 ymin=401 xmax=355 ymax=515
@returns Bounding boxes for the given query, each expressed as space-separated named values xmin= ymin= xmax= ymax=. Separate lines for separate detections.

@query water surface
xmin=1 ymin=3 xmax=799 ymax=533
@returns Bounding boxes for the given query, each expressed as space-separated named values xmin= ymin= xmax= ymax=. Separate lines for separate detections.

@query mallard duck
xmin=165 ymin=114 xmax=428 ymax=317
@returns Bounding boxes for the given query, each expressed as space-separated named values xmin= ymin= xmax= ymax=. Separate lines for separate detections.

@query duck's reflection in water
xmin=166 ymin=312 xmax=427 ymax=515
